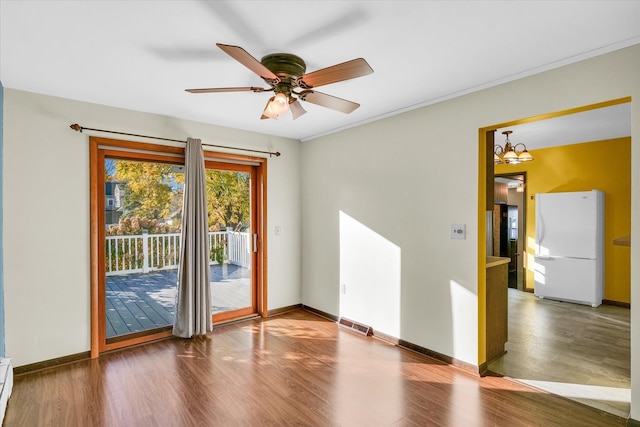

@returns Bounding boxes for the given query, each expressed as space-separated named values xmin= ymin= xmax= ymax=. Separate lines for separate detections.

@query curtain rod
xmin=69 ymin=123 xmax=281 ymax=157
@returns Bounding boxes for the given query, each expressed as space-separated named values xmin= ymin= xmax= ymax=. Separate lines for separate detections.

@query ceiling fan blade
xmin=298 ymin=90 xmax=360 ymax=114
xmin=216 ymin=43 xmax=280 ymax=83
xmin=185 ymin=87 xmax=267 ymax=94
xmin=297 ymin=58 xmax=373 ymax=89
xmin=289 ymin=99 xmax=307 ymax=120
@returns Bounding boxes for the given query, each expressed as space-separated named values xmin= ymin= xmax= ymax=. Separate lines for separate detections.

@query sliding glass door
xmin=90 ymin=137 xmax=266 ymax=355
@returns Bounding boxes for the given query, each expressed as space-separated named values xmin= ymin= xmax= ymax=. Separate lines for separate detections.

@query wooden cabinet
xmin=486 ymin=257 xmax=509 ymax=362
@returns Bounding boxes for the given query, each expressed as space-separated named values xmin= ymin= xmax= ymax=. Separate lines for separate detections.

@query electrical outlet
xmin=450 ymin=224 xmax=466 ymax=239
xmin=341 ymin=284 xmax=347 ymax=294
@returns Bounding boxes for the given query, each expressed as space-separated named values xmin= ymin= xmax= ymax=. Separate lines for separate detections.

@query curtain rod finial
xmin=70 ymin=123 xmax=82 ymax=132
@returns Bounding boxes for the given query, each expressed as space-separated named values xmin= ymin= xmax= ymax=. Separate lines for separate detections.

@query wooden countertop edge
xmin=486 ymin=257 xmax=510 ymax=268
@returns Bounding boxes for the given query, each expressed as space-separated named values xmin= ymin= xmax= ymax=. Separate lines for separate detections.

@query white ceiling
xmin=496 ymin=102 xmax=632 ymax=150
xmin=1 ymin=1 xmax=638 ymax=143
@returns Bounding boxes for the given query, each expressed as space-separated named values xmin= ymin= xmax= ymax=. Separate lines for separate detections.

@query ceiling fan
xmin=185 ymin=43 xmax=374 ymax=120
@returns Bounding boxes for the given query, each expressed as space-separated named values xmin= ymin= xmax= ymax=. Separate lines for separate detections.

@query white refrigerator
xmin=534 ymin=190 xmax=604 ymax=307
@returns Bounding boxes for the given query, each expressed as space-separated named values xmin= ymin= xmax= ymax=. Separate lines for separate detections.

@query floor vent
xmin=338 ymin=317 xmax=372 ymax=336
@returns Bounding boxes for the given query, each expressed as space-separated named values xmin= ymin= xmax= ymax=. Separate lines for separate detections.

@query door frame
xmin=477 ymin=96 xmax=631 ymax=367
xmin=204 ymin=160 xmax=259 ymax=324
xmin=494 ymin=172 xmax=527 ymax=291
xmin=90 ymin=137 xmax=269 ymax=358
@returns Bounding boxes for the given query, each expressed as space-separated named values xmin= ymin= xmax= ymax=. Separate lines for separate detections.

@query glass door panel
xmin=205 ymin=165 xmax=256 ymax=322
xmin=104 ymin=158 xmax=184 ymax=341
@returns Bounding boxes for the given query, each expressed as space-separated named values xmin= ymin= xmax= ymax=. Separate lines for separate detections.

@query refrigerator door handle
xmin=536 ymin=200 xmax=544 ymax=248
xmin=535 ymin=255 xmax=595 ymax=261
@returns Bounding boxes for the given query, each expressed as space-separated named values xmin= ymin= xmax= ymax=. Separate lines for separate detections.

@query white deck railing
xmin=105 ymin=231 xmax=251 ymax=276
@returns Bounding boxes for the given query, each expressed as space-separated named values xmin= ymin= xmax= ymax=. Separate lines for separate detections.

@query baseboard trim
xmin=13 ymin=351 xmax=91 ymax=376
xmin=478 ymin=362 xmax=489 ymax=376
xmin=268 ymin=304 xmax=303 ymax=317
xmin=301 ymin=305 xmax=339 ymax=322
xmin=398 ymin=339 xmax=482 ymax=376
xmin=301 ymin=305 xmax=482 ymax=376
xmin=603 ymin=299 xmax=631 ymax=309
xmin=370 ymin=329 xmax=400 ymax=345
xmin=213 ymin=313 xmax=261 ymax=328
xmin=367 ymin=323 xmax=483 ymax=375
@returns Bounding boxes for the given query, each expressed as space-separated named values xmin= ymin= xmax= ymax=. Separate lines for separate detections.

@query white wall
xmin=301 ymin=44 xmax=640 ymax=418
xmin=0 ymin=83 xmax=4 ymax=357
xmin=2 ymin=89 xmax=301 ymax=367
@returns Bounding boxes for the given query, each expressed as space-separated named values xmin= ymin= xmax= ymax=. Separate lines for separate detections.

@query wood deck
xmin=106 ymin=264 xmax=250 ymax=337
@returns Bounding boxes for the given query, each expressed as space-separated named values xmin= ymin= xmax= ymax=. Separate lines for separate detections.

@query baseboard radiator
xmin=338 ymin=317 xmax=372 ymax=336
xmin=0 ymin=358 xmax=13 ymax=423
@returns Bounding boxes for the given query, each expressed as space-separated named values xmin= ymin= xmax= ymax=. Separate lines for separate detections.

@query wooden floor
xmin=5 ymin=310 xmax=626 ymax=426
xmin=488 ymin=289 xmax=630 ymax=418
xmin=106 ymin=264 xmax=250 ymax=337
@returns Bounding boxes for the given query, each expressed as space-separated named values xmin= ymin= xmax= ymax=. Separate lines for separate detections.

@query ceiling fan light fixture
xmin=262 ymin=96 xmax=280 ymax=120
xmin=268 ymin=92 xmax=290 ymax=116
xmin=289 ymin=99 xmax=307 ymax=120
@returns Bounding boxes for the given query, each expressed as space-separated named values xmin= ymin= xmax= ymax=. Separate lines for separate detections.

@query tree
xmin=113 ymin=160 xmax=183 ymax=221
xmin=206 ymin=170 xmax=250 ymax=231
xmin=110 ymin=159 xmax=249 ymax=232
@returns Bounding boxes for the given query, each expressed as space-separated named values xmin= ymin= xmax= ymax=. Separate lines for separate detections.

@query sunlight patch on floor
xmin=517 ymin=379 xmax=630 ymax=402
xmin=515 ymin=378 xmax=630 ymax=418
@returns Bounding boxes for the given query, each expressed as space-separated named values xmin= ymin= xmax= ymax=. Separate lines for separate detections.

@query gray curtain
xmin=173 ymin=138 xmax=212 ymax=338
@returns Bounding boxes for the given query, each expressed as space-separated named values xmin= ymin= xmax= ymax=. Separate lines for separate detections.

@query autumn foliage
xmin=106 ymin=217 xmax=180 ymax=236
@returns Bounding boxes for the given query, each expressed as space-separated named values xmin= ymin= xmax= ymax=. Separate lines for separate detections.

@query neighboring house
xmin=105 ymin=181 xmax=125 ymax=226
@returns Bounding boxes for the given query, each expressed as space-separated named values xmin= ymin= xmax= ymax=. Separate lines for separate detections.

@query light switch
xmin=451 ymin=224 xmax=466 ymax=239
xmin=275 ymin=225 xmax=281 ymax=236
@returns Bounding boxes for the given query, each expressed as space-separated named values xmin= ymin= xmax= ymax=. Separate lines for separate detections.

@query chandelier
xmin=494 ymin=131 xmax=534 ymax=165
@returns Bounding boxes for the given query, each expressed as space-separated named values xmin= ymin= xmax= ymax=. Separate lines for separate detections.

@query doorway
xmin=479 ymin=98 xmax=632 ymax=417
xmin=493 ymin=173 xmax=526 ymax=291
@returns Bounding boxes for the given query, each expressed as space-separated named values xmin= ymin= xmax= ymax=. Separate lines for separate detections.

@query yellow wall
xmin=495 ymin=137 xmax=631 ymax=303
